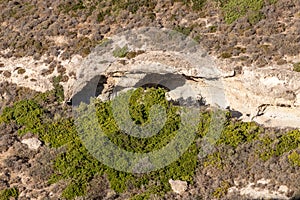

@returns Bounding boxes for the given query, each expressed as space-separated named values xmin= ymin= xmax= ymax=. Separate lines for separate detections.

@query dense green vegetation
xmin=220 ymin=0 xmax=264 ymax=24
xmin=0 ymin=87 xmax=204 ymax=199
xmin=259 ymin=130 xmax=300 ymax=161
xmin=217 ymin=121 xmax=261 ymax=148
xmin=0 ymin=188 xmax=19 ymax=200
xmin=202 ymin=120 xmax=261 ymax=170
xmin=0 ymin=99 xmax=44 ymax=135
xmin=214 ymin=0 xmax=278 ymax=24
xmin=0 ymin=0 xmax=298 ymax=199
xmin=74 ymin=87 xmax=204 ymax=195
xmin=288 ymin=151 xmax=300 ymax=167
xmin=1 ymin=85 xmax=299 ymax=199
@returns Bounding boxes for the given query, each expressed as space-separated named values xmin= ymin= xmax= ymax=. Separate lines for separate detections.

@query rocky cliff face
xmin=0 ymin=0 xmax=299 ymax=130
xmin=223 ymin=65 xmax=300 ymax=128
xmin=2 ymin=36 xmax=298 ymax=129
xmin=75 ymin=49 xmax=300 ymax=129
xmin=0 ymin=0 xmax=300 ymax=199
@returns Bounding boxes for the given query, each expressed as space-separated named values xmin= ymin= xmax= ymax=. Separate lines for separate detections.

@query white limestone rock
xmin=21 ymin=138 xmax=42 ymax=150
xmin=169 ymin=179 xmax=188 ymax=194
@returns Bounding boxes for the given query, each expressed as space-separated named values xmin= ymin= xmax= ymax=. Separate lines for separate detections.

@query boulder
xmin=21 ymin=138 xmax=42 ymax=150
xmin=169 ymin=179 xmax=188 ymax=194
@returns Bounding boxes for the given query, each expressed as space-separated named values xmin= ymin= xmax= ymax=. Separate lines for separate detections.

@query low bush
xmin=217 ymin=121 xmax=261 ymax=148
xmin=2 ymin=85 xmax=298 ymax=199
xmin=0 ymin=87 xmax=205 ymax=199
xmin=112 ymin=45 xmax=129 ymax=58
xmin=0 ymin=99 xmax=44 ymax=135
xmin=259 ymin=130 xmax=300 ymax=161
xmin=288 ymin=151 xmax=300 ymax=167
xmin=293 ymin=62 xmax=300 ymax=72
xmin=174 ymin=26 xmax=193 ymax=36
xmin=221 ymin=0 xmax=264 ymax=24
xmin=213 ymin=181 xmax=231 ymax=198
xmin=0 ymin=188 xmax=19 ymax=200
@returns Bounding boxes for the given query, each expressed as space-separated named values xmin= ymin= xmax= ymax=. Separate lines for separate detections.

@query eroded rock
xmin=21 ymin=138 xmax=42 ymax=150
xmin=169 ymin=179 xmax=188 ymax=194
xmin=223 ymin=66 xmax=300 ymax=128
xmin=228 ymin=178 xmax=291 ymax=200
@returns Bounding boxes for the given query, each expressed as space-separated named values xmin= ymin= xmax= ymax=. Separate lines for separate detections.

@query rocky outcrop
xmin=169 ymin=179 xmax=188 ymax=194
xmin=68 ymin=28 xmax=299 ymax=129
xmin=21 ymin=138 xmax=42 ymax=150
xmin=223 ymin=65 xmax=300 ymax=128
xmin=228 ymin=178 xmax=290 ymax=200
xmin=0 ymin=28 xmax=299 ymax=129
xmin=79 ymin=62 xmax=299 ymax=129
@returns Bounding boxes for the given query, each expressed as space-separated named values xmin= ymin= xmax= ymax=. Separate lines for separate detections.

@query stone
xmin=21 ymin=138 xmax=42 ymax=150
xmin=223 ymin=66 xmax=300 ymax=128
xmin=169 ymin=179 xmax=188 ymax=194
xmin=228 ymin=178 xmax=290 ymax=200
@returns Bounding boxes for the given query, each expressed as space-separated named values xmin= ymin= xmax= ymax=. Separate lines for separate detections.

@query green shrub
xmin=4 ymin=86 xmax=289 ymax=199
xmin=62 ymin=181 xmax=87 ymax=199
xmin=213 ymin=181 xmax=230 ymax=198
xmin=293 ymin=62 xmax=300 ymax=72
xmin=288 ymin=151 xmax=300 ymax=167
xmin=203 ymin=152 xmax=223 ymax=169
xmin=217 ymin=121 xmax=261 ymax=148
xmin=221 ymin=0 xmax=264 ymax=24
xmin=220 ymin=52 xmax=232 ymax=59
xmin=258 ymin=136 xmax=274 ymax=161
xmin=0 ymin=188 xmax=19 ymax=200
xmin=60 ymin=0 xmax=85 ymax=13
xmin=174 ymin=26 xmax=193 ymax=36
xmin=248 ymin=10 xmax=265 ymax=25
xmin=95 ymin=87 xmax=199 ymax=193
xmin=96 ymin=88 xmax=180 ymax=153
xmin=208 ymin=25 xmax=217 ymax=33
xmin=176 ymin=0 xmax=206 ymax=11
xmin=203 ymin=118 xmax=261 ymax=169
xmin=97 ymin=9 xmax=111 ymax=22
xmin=0 ymin=100 xmax=102 ymax=200
xmin=191 ymin=0 xmax=206 ymax=10
xmin=193 ymin=35 xmax=202 ymax=43
xmin=112 ymin=45 xmax=129 ymax=58
xmin=273 ymin=130 xmax=300 ymax=156
xmin=130 ymin=192 xmax=151 ymax=200
xmin=113 ymin=0 xmax=156 ymax=14
xmin=51 ymin=76 xmax=65 ymax=103
xmin=0 ymin=99 xmax=44 ymax=135
xmin=0 ymin=87 xmax=204 ymax=199
xmin=42 ymin=118 xmax=105 ymax=199
xmin=259 ymin=130 xmax=300 ymax=161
